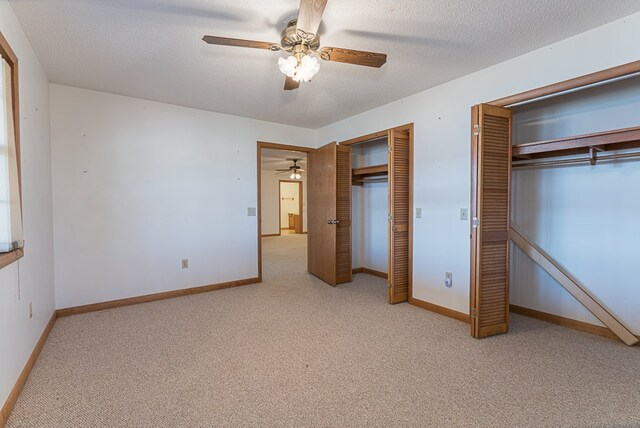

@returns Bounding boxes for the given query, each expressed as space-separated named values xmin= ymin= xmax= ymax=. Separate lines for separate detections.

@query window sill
xmin=0 ymin=248 xmax=23 ymax=269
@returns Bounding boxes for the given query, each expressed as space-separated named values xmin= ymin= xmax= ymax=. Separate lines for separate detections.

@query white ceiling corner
xmin=8 ymin=0 xmax=640 ymax=129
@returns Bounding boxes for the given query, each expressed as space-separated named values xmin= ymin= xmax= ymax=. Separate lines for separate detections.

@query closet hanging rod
xmin=512 ymin=150 xmax=640 ymax=169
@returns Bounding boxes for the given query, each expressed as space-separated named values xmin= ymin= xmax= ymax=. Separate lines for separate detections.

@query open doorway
xmin=279 ymin=180 xmax=303 ymax=235
xmin=257 ymin=142 xmax=312 ymax=282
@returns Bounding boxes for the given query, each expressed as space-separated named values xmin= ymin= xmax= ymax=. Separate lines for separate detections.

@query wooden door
xmin=308 ymin=142 xmax=352 ymax=285
xmin=470 ymin=104 xmax=512 ymax=338
xmin=388 ymin=129 xmax=411 ymax=304
xmin=335 ymin=145 xmax=352 ymax=284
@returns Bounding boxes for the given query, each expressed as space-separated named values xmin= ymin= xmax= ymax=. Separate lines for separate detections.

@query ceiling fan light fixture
xmin=278 ymin=54 xmax=320 ymax=83
xmin=203 ymin=0 xmax=388 ymax=92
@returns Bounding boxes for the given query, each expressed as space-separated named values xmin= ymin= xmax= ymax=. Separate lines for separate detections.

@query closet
xmin=351 ymin=137 xmax=389 ymax=286
xmin=308 ymin=124 xmax=413 ymax=304
xmin=470 ymin=62 xmax=640 ymax=345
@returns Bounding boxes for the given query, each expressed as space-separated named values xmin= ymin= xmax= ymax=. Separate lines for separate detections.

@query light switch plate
xmin=181 ymin=259 xmax=189 ymax=269
xmin=416 ymin=208 xmax=422 ymax=219
xmin=247 ymin=207 xmax=257 ymax=217
xmin=460 ymin=208 xmax=469 ymax=221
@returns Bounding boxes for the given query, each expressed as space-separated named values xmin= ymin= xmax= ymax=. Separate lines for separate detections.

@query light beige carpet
xmin=7 ymin=234 xmax=640 ymax=427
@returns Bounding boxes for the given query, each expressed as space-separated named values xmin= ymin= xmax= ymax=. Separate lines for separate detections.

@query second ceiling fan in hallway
xmin=276 ymin=159 xmax=306 ymax=180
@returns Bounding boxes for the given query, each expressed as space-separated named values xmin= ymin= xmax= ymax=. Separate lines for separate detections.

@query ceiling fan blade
xmin=319 ymin=47 xmax=387 ymax=68
xmin=284 ymin=76 xmax=300 ymax=91
xmin=202 ymin=36 xmax=280 ymax=51
xmin=275 ymin=169 xmax=291 ymax=171
xmin=296 ymin=0 xmax=328 ymax=35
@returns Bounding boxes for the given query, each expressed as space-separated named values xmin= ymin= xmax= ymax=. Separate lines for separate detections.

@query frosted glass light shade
xmin=278 ymin=56 xmax=298 ymax=78
xmin=294 ymin=55 xmax=320 ymax=82
xmin=278 ymin=55 xmax=320 ymax=83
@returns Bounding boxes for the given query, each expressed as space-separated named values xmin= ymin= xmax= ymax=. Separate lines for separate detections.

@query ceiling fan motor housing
xmin=280 ymin=19 xmax=320 ymax=56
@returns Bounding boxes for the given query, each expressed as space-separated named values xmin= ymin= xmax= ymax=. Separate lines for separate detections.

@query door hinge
xmin=472 ymin=217 xmax=480 ymax=229
xmin=473 ymin=125 xmax=481 ymax=136
xmin=388 ymin=214 xmax=393 ymax=222
xmin=388 ymin=145 xmax=392 ymax=153
xmin=470 ymin=308 xmax=478 ymax=319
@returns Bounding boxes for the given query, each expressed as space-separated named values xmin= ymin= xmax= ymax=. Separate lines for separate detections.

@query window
xmin=0 ymin=32 xmax=23 ymax=269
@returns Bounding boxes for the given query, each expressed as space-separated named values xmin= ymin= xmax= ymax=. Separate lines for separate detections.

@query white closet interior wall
xmin=511 ymin=74 xmax=640 ymax=334
xmin=351 ymin=138 xmax=389 ymax=273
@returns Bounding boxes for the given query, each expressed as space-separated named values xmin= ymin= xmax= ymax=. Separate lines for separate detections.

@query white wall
xmin=318 ymin=12 xmax=640 ymax=333
xmin=0 ymin=0 xmax=55 ymax=411
xmin=50 ymin=85 xmax=315 ymax=309
xmin=351 ymin=140 xmax=388 ymax=272
xmin=260 ymin=169 xmax=279 ymax=236
xmin=510 ymin=74 xmax=640 ymax=331
xmin=260 ymin=169 xmax=307 ymax=235
xmin=352 ymin=183 xmax=388 ymax=272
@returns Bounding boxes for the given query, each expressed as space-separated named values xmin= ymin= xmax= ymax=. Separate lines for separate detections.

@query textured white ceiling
xmin=9 ymin=0 xmax=640 ymax=128
xmin=261 ymin=148 xmax=307 ymax=171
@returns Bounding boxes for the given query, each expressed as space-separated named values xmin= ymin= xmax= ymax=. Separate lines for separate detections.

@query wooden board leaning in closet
xmin=470 ymin=104 xmax=512 ymax=338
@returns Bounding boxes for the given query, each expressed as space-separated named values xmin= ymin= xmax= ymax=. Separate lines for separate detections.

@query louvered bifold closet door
xmin=470 ymin=104 xmax=512 ymax=338
xmin=388 ymin=129 xmax=411 ymax=304
xmin=335 ymin=145 xmax=352 ymax=284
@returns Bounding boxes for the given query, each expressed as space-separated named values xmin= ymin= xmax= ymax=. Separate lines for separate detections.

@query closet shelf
xmin=352 ymin=164 xmax=388 ymax=177
xmin=352 ymin=164 xmax=388 ymax=185
xmin=512 ymin=125 xmax=640 ymax=160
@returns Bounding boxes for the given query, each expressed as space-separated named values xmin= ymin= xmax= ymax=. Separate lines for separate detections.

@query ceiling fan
xmin=202 ymin=0 xmax=387 ymax=90
xmin=276 ymin=159 xmax=306 ymax=179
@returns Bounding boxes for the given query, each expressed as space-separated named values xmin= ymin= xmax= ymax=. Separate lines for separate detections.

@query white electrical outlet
xmin=416 ymin=208 xmax=422 ymax=219
xmin=29 ymin=302 xmax=33 ymax=319
xmin=445 ymin=272 xmax=453 ymax=287
xmin=181 ymin=259 xmax=189 ymax=269
xmin=247 ymin=207 xmax=257 ymax=217
xmin=460 ymin=208 xmax=469 ymax=221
